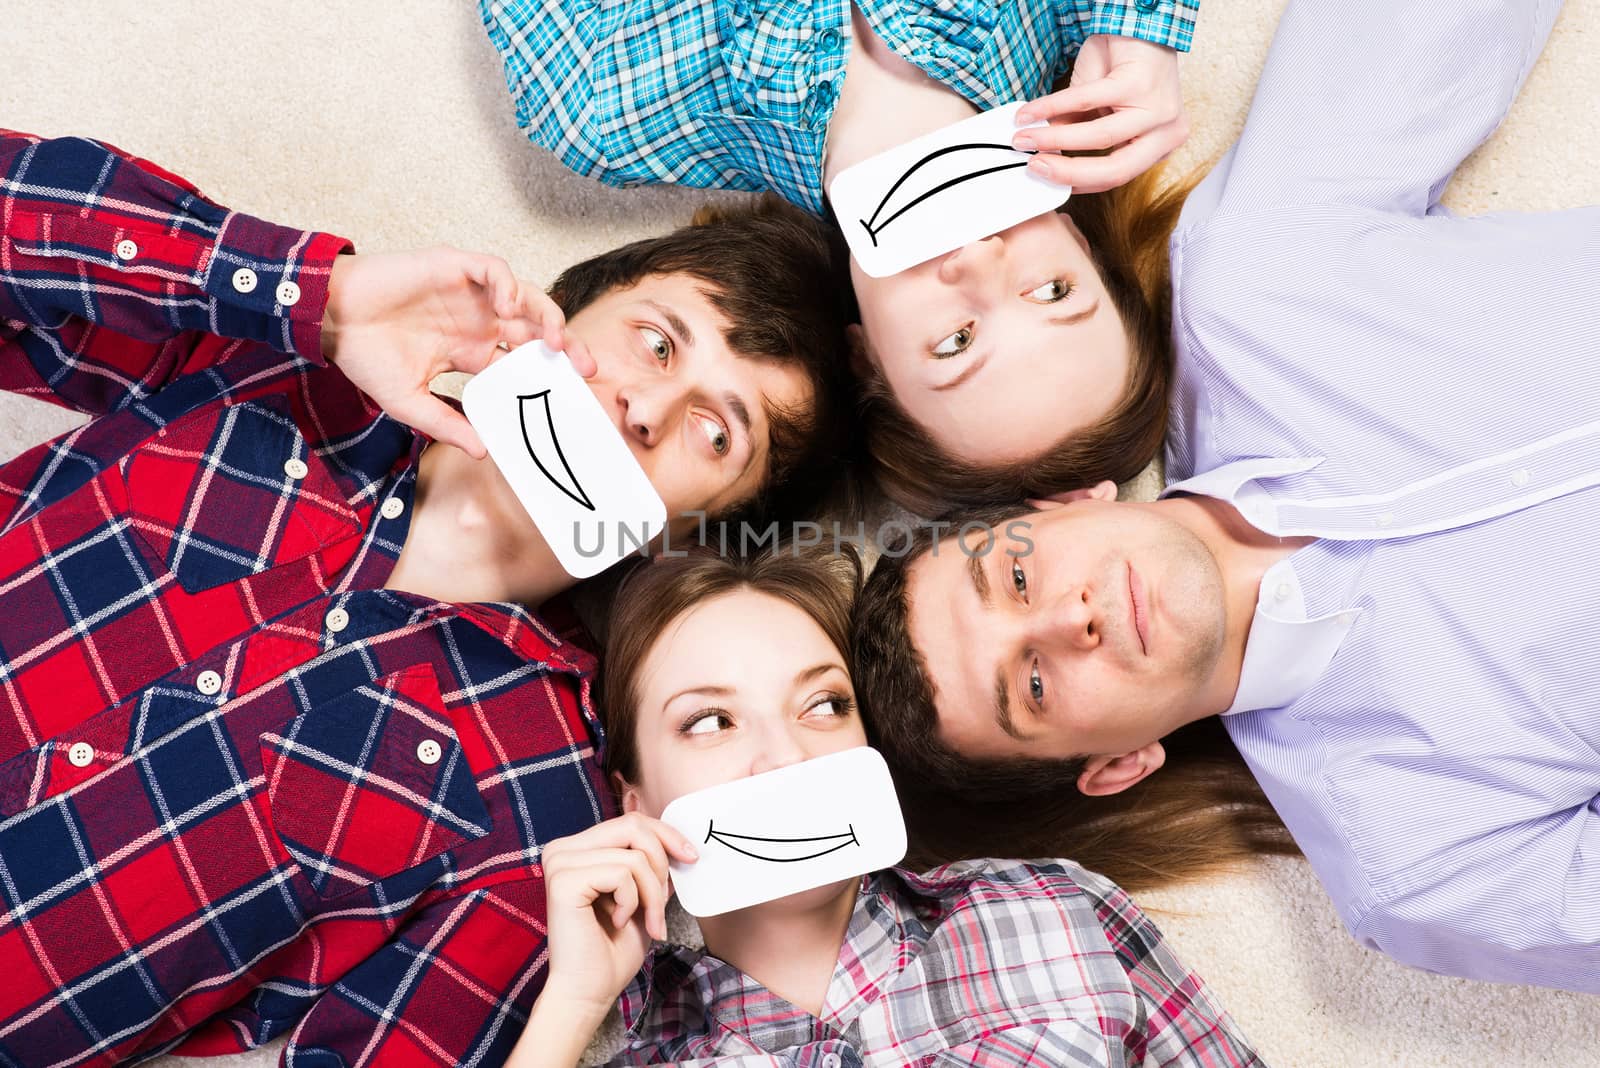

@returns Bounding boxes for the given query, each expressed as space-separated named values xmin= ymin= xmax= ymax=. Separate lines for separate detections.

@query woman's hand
xmin=538 ymin=813 xmax=701 ymax=1019
xmin=319 ymin=247 xmax=597 ymax=458
xmin=1012 ymin=36 xmax=1188 ymax=193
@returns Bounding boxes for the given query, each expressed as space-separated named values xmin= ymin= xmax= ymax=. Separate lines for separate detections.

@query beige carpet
xmin=4 ymin=1 xmax=1598 ymax=1064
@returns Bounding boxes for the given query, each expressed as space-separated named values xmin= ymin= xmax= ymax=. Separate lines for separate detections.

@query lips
xmin=1127 ymin=562 xmax=1150 ymax=657
xmin=704 ymin=822 xmax=861 ymax=864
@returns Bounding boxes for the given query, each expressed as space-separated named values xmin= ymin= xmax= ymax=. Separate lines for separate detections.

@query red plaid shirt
xmin=615 ymin=861 xmax=1265 ymax=1067
xmin=0 ymin=130 xmax=612 ymax=1066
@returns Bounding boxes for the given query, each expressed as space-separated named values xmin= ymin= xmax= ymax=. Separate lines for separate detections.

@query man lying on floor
xmin=0 ymin=128 xmax=849 ymax=1066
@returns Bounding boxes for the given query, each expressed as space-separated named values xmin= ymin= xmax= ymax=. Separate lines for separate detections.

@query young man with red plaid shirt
xmin=0 ymin=128 xmax=849 ymax=1067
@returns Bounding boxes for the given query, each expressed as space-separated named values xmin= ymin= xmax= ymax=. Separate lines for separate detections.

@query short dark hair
xmin=852 ymin=507 xmax=1297 ymax=892
xmin=599 ymin=546 xmax=863 ymax=787
xmin=549 ymin=196 xmax=854 ymax=524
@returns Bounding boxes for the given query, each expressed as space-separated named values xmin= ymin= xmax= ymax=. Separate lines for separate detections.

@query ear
xmin=1075 ymin=741 xmax=1165 ymax=797
xmin=1027 ymin=479 xmax=1118 ymax=511
xmin=845 ymin=323 xmax=875 ymax=380
xmin=614 ymin=772 xmax=645 ymax=815
xmin=1058 ymin=211 xmax=1091 ymax=254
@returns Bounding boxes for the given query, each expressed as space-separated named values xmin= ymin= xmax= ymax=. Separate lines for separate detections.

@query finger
xmin=564 ymin=335 xmax=597 ymax=379
xmin=1014 ymin=107 xmax=1162 ymax=155
xmin=1025 ymin=122 xmax=1184 ymax=194
xmin=608 ymin=870 xmax=640 ymax=930
xmin=1016 ymin=76 xmax=1136 ymax=124
xmin=396 ymin=394 xmax=488 ymax=459
xmin=568 ymin=850 xmax=667 ymax=940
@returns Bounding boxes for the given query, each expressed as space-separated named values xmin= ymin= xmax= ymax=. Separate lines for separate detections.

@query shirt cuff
xmin=203 ymin=211 xmax=355 ymax=363
xmin=1087 ymin=0 xmax=1199 ymax=54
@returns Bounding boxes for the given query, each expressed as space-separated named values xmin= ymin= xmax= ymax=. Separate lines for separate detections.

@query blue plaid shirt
xmin=481 ymin=0 xmax=1200 ymax=214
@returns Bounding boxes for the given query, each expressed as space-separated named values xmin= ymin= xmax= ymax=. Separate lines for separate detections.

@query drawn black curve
xmin=517 ymin=390 xmax=596 ymax=512
xmin=704 ymin=820 xmax=860 ymax=864
xmin=859 ymin=142 xmax=1031 ymax=247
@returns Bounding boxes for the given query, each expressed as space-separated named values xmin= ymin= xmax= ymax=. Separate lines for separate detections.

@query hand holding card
xmin=827 ymin=101 xmax=1072 ymax=278
xmin=660 ymin=747 xmax=907 ymax=918
xmin=462 ymin=341 xmax=667 ymax=579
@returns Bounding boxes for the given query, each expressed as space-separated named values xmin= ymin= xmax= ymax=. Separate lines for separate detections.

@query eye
xmin=1025 ymin=279 xmax=1073 ymax=303
xmin=681 ymin=710 xmax=732 ymax=736
xmin=1010 ymin=558 xmax=1028 ymax=601
xmin=1028 ymin=660 xmax=1045 ymax=705
xmin=931 ymin=324 xmax=974 ymax=358
xmin=692 ymin=411 xmax=731 ymax=456
xmin=804 ymin=692 xmax=856 ymax=720
xmin=641 ymin=326 xmax=672 ymax=364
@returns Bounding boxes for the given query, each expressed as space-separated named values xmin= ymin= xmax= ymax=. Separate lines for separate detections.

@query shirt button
xmin=818 ymin=27 xmax=841 ymax=49
xmin=232 ymin=267 xmax=258 ymax=294
xmin=1136 ymin=0 xmax=1160 ymax=10
xmin=68 ymin=742 xmax=95 ymax=767
xmin=380 ymin=497 xmax=405 ymax=520
xmin=822 ymin=1055 xmax=842 ymax=1068
xmin=115 ymin=239 xmax=139 ymax=261
xmin=276 ymin=280 xmax=302 ymax=306
xmin=1274 ymin=582 xmax=1292 ymax=603
xmin=1338 ymin=611 xmax=1358 ymax=626
xmin=326 ymin=607 xmax=350 ymax=633
xmin=284 ymin=457 xmax=309 ymax=480
xmin=1375 ymin=512 xmax=1395 ymax=528
xmin=197 ymin=670 xmax=223 ymax=696
xmin=1511 ymin=468 xmax=1531 ymax=487
xmin=416 ymin=739 xmax=443 ymax=766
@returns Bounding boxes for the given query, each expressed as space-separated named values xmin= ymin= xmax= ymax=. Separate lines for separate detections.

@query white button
xmin=326 ymin=607 xmax=350 ymax=633
xmin=1376 ymin=512 xmax=1395 ymax=528
xmin=284 ymin=458 xmax=309 ymax=480
xmin=416 ymin=739 xmax=443 ymax=766
xmin=380 ymin=497 xmax=405 ymax=520
xmin=114 ymin=239 xmax=139 ymax=261
xmin=1338 ymin=612 xmax=1358 ymax=626
xmin=1511 ymin=468 xmax=1531 ymax=487
xmin=232 ymin=267 xmax=258 ymax=293
xmin=276 ymin=280 xmax=302 ymax=306
xmin=1274 ymin=582 xmax=1292 ymax=603
xmin=68 ymin=742 xmax=95 ymax=767
xmin=821 ymin=1055 xmax=842 ymax=1068
xmin=197 ymin=670 xmax=223 ymax=695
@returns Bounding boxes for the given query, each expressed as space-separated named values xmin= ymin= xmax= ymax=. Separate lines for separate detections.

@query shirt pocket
xmin=122 ymin=396 xmax=362 ymax=594
xmin=259 ymin=663 xmax=493 ymax=899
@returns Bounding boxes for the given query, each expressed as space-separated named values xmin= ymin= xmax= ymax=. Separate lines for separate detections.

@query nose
xmin=748 ymin=724 xmax=809 ymax=778
xmin=1040 ymin=585 xmax=1100 ymax=653
xmin=936 ymin=233 xmax=1006 ymax=287
xmin=614 ymin=378 xmax=686 ymax=447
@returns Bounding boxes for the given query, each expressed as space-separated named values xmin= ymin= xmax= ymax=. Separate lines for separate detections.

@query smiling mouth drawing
xmin=518 ymin=390 xmax=595 ymax=511
xmin=859 ymin=142 xmax=1031 ymax=248
xmin=704 ymin=821 xmax=860 ymax=863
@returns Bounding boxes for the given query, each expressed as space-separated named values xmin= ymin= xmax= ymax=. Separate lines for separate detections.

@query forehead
xmin=637 ymin=589 xmax=843 ymax=702
xmin=905 ymin=541 xmax=1002 ymax=750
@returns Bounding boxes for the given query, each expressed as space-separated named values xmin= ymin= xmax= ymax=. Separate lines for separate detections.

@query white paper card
xmin=462 ymin=341 xmax=666 ymax=579
xmin=661 ymin=747 xmax=907 ymax=918
xmin=827 ymin=101 xmax=1071 ymax=278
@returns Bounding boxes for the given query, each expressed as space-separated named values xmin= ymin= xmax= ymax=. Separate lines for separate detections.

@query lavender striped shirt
xmin=1164 ymin=0 xmax=1600 ymax=990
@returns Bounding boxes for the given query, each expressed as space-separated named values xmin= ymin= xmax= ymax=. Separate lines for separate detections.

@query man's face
xmin=567 ymin=273 xmax=812 ymax=520
xmin=906 ymin=498 xmax=1228 ymax=761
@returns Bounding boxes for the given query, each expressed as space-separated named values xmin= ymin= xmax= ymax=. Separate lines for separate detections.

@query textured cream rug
xmin=4 ymin=1 xmax=1598 ymax=1065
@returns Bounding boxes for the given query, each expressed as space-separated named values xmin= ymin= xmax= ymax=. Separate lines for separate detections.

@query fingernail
xmin=1013 ymin=136 xmax=1037 ymax=152
xmin=1028 ymin=158 xmax=1051 ymax=177
xmin=1015 ymin=110 xmax=1035 ymax=125
xmin=682 ymin=842 xmax=699 ymax=861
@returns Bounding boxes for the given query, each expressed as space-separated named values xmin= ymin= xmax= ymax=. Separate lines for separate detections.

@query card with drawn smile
xmin=827 ymin=101 xmax=1071 ymax=278
xmin=462 ymin=341 xmax=667 ymax=579
xmin=660 ymin=747 xmax=907 ymax=918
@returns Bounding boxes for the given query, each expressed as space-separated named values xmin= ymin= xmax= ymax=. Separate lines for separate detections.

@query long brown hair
xmin=851 ymin=518 xmax=1296 ymax=893
xmin=599 ymin=548 xmax=863 ymax=786
xmin=860 ymin=168 xmax=1198 ymax=515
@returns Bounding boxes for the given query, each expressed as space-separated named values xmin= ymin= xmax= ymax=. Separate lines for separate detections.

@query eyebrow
xmin=993 ymin=666 xmax=1025 ymax=741
xmin=645 ymin=300 xmax=696 ymax=348
xmin=725 ymin=392 xmax=753 ymax=438
xmin=931 ymin=296 xmax=1102 ymax=394
xmin=968 ymin=547 xmax=992 ymax=607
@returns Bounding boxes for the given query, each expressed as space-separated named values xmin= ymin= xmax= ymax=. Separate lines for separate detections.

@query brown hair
xmin=599 ymin=547 xmax=863 ymax=786
xmin=859 ymin=169 xmax=1197 ymax=515
xmin=550 ymin=196 xmax=855 ymax=523
xmin=851 ymin=516 xmax=1296 ymax=893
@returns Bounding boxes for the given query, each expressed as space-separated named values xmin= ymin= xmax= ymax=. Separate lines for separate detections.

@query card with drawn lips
xmin=827 ymin=100 xmax=1072 ymax=278
xmin=462 ymin=340 xmax=667 ymax=579
xmin=660 ymin=747 xmax=907 ymax=918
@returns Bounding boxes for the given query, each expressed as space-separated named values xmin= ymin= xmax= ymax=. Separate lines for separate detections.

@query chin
xmin=735 ymin=876 xmax=862 ymax=919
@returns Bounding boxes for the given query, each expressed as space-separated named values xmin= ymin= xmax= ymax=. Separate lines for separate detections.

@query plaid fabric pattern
xmin=614 ymin=860 xmax=1265 ymax=1066
xmin=0 ymin=130 xmax=613 ymax=1066
xmin=481 ymin=0 xmax=1201 ymax=215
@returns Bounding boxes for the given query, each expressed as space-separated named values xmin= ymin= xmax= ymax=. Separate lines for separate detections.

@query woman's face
xmin=619 ymin=588 xmax=867 ymax=818
xmin=849 ymin=211 xmax=1132 ymax=466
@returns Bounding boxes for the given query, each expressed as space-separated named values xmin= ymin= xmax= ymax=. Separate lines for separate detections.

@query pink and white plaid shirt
xmin=612 ymin=859 xmax=1265 ymax=1067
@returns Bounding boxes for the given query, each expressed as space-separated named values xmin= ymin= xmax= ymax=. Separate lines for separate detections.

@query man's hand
xmin=1012 ymin=36 xmax=1188 ymax=194
xmin=320 ymin=247 xmax=596 ymax=458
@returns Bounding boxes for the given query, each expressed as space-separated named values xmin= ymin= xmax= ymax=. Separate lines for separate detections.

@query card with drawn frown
xmin=462 ymin=341 xmax=666 ymax=579
xmin=660 ymin=747 xmax=907 ymax=918
xmin=827 ymin=101 xmax=1071 ymax=278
